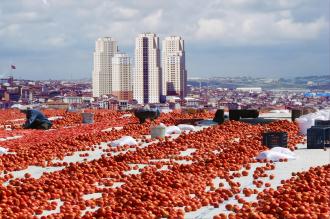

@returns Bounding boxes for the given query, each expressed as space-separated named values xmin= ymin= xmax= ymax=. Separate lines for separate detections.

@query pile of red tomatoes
xmin=0 ymin=109 xmax=327 ymax=219
xmin=231 ymin=164 xmax=330 ymax=219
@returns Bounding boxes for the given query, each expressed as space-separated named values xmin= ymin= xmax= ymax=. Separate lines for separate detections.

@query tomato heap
xmin=0 ymin=110 xmax=326 ymax=219
xmin=230 ymin=164 xmax=330 ymax=219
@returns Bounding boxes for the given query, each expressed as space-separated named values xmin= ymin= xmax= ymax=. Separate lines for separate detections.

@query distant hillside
xmin=188 ymin=75 xmax=330 ymax=90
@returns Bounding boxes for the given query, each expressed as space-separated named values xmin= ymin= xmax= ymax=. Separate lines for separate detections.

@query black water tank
xmin=213 ymin=109 xmax=224 ymax=124
xmin=240 ymin=109 xmax=259 ymax=118
xmin=229 ymin=110 xmax=240 ymax=121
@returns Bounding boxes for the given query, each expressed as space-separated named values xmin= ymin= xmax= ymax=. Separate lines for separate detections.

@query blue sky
xmin=0 ymin=0 xmax=329 ymax=80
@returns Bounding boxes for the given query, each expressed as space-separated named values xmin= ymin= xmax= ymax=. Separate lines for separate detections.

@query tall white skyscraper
xmin=92 ymin=37 xmax=118 ymax=97
xmin=133 ymin=33 xmax=162 ymax=104
xmin=112 ymin=53 xmax=133 ymax=101
xmin=162 ymin=36 xmax=187 ymax=98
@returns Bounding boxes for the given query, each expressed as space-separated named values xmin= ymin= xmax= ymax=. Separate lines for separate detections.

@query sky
xmin=0 ymin=0 xmax=329 ymax=80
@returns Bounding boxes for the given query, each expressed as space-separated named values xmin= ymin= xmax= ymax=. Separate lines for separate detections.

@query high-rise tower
xmin=133 ymin=33 xmax=162 ymax=104
xmin=162 ymin=36 xmax=187 ymax=98
xmin=92 ymin=37 xmax=118 ymax=97
xmin=111 ymin=53 xmax=133 ymax=101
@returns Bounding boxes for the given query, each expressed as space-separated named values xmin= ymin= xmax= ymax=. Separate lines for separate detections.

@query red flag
xmin=11 ymin=65 xmax=16 ymax=70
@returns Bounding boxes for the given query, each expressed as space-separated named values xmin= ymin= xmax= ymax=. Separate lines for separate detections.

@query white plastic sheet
xmin=48 ymin=116 xmax=63 ymax=121
xmin=160 ymin=109 xmax=172 ymax=114
xmin=151 ymin=123 xmax=166 ymax=138
xmin=271 ymin=109 xmax=289 ymax=114
xmin=177 ymin=124 xmax=196 ymax=132
xmin=110 ymin=136 xmax=138 ymax=147
xmin=256 ymin=147 xmax=296 ymax=162
xmin=270 ymin=147 xmax=296 ymax=157
xmin=296 ymin=117 xmax=312 ymax=135
xmin=319 ymin=110 xmax=330 ymax=120
xmin=0 ymin=147 xmax=8 ymax=154
xmin=120 ymin=114 xmax=132 ymax=118
xmin=296 ymin=109 xmax=330 ymax=135
xmin=165 ymin=126 xmax=182 ymax=135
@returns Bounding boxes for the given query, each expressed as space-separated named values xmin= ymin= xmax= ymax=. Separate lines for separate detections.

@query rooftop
xmin=0 ymin=109 xmax=328 ymax=218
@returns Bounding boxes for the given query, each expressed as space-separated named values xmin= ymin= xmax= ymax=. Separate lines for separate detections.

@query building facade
xmin=92 ymin=37 xmax=118 ymax=97
xmin=162 ymin=36 xmax=187 ymax=98
xmin=112 ymin=53 xmax=133 ymax=101
xmin=133 ymin=33 xmax=162 ymax=104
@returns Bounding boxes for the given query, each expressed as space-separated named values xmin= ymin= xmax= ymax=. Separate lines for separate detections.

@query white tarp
xmin=110 ymin=136 xmax=138 ymax=147
xmin=0 ymin=147 xmax=8 ymax=154
xmin=256 ymin=147 xmax=296 ymax=162
xmin=160 ymin=109 xmax=172 ymax=114
xmin=270 ymin=109 xmax=289 ymax=114
xmin=296 ymin=109 xmax=330 ymax=135
xmin=165 ymin=126 xmax=182 ymax=135
xmin=270 ymin=147 xmax=296 ymax=157
xmin=48 ymin=116 xmax=63 ymax=121
xmin=120 ymin=114 xmax=132 ymax=118
xmin=296 ymin=117 xmax=314 ymax=135
xmin=177 ymin=124 xmax=196 ymax=132
xmin=151 ymin=123 xmax=166 ymax=138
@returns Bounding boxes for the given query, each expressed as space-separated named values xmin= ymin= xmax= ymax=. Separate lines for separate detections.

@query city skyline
xmin=92 ymin=33 xmax=188 ymax=102
xmin=0 ymin=0 xmax=329 ymax=80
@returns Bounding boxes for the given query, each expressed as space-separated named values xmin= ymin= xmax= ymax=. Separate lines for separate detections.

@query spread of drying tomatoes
xmin=0 ymin=109 xmax=328 ymax=219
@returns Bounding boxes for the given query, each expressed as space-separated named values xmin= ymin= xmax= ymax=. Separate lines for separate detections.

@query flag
xmin=11 ymin=65 xmax=16 ymax=70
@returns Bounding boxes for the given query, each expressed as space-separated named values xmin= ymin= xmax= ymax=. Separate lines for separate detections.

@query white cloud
xmin=196 ymin=19 xmax=226 ymax=39
xmin=142 ymin=9 xmax=163 ymax=30
xmin=117 ymin=7 xmax=139 ymax=19
xmin=47 ymin=35 xmax=67 ymax=47
xmin=195 ymin=10 xmax=328 ymax=44
xmin=274 ymin=18 xmax=327 ymax=40
xmin=0 ymin=0 xmax=327 ymax=48
xmin=0 ymin=0 xmax=328 ymax=78
xmin=0 ymin=24 xmax=20 ymax=37
xmin=9 ymin=11 xmax=49 ymax=24
xmin=210 ymin=0 xmax=307 ymax=10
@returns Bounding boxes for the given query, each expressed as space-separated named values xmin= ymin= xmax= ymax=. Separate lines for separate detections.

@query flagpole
xmin=10 ymin=65 xmax=15 ymax=78
xmin=9 ymin=65 xmax=15 ymax=85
